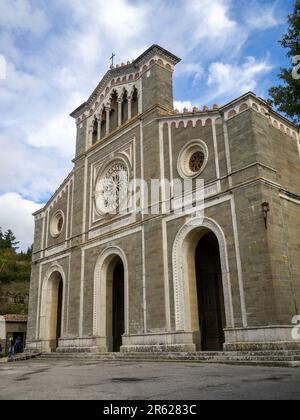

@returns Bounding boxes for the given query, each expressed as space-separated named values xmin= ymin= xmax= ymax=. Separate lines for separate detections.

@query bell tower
xmin=70 ymin=45 xmax=181 ymax=158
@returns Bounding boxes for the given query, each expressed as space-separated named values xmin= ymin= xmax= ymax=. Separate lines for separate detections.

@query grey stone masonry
xmin=27 ymin=45 xmax=300 ymax=354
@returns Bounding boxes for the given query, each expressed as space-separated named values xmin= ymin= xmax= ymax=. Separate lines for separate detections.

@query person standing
xmin=8 ymin=338 xmax=15 ymax=359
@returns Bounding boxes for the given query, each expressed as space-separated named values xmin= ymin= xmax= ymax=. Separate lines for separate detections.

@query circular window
xmin=50 ymin=211 xmax=65 ymax=238
xmin=189 ymin=151 xmax=205 ymax=173
xmin=95 ymin=160 xmax=129 ymax=215
xmin=178 ymin=140 xmax=208 ymax=178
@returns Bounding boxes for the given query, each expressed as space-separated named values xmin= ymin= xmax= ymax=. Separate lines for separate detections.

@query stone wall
xmin=142 ymin=64 xmax=173 ymax=112
xmin=27 ymin=46 xmax=300 ymax=352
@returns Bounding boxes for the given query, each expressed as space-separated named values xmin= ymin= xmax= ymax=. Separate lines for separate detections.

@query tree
xmin=0 ymin=248 xmax=16 ymax=279
xmin=0 ymin=228 xmax=30 ymax=284
xmin=269 ymin=0 xmax=300 ymax=124
xmin=26 ymin=244 xmax=33 ymax=259
xmin=0 ymin=229 xmax=31 ymax=315
xmin=4 ymin=229 xmax=19 ymax=251
xmin=0 ymin=228 xmax=19 ymax=251
xmin=0 ymin=228 xmax=6 ymax=250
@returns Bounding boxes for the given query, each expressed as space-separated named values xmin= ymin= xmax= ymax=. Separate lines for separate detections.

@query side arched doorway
xmin=94 ymin=248 xmax=128 ymax=353
xmin=39 ymin=269 xmax=64 ymax=352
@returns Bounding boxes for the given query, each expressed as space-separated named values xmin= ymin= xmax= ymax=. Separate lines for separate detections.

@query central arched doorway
xmin=195 ymin=232 xmax=226 ymax=351
xmin=94 ymin=248 xmax=127 ymax=353
xmin=106 ymin=256 xmax=125 ymax=352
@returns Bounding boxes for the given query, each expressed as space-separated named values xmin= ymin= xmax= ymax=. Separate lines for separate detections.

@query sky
xmin=0 ymin=0 xmax=295 ymax=250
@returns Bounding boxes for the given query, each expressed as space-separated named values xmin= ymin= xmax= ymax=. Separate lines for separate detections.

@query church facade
xmin=26 ymin=45 xmax=300 ymax=354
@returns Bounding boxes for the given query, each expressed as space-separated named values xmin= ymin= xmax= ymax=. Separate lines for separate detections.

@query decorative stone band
xmin=159 ymin=94 xmax=299 ymax=141
xmin=160 ymin=115 xmax=223 ymax=130
xmin=44 ymin=243 xmax=68 ymax=258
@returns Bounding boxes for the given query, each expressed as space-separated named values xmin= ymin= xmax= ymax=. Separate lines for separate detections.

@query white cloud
xmin=0 ymin=60 xmax=79 ymax=157
xmin=0 ymin=55 xmax=6 ymax=80
xmin=0 ymin=134 xmax=72 ymax=202
xmin=0 ymin=0 xmax=50 ymax=36
xmin=175 ymin=62 xmax=205 ymax=85
xmin=0 ymin=32 xmax=22 ymax=65
xmin=96 ymin=0 xmax=150 ymax=42
xmin=0 ymin=61 xmax=47 ymax=111
xmin=187 ymin=0 xmax=236 ymax=36
xmin=66 ymin=0 xmax=151 ymax=67
xmin=245 ymin=3 xmax=281 ymax=30
xmin=27 ymin=111 xmax=76 ymax=158
xmin=174 ymin=100 xmax=194 ymax=112
xmin=183 ymin=0 xmax=247 ymax=57
xmin=206 ymin=56 xmax=273 ymax=102
xmin=0 ymin=193 xmax=42 ymax=251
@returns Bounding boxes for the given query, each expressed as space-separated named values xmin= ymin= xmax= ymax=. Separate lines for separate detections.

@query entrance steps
xmin=37 ymin=351 xmax=300 ymax=367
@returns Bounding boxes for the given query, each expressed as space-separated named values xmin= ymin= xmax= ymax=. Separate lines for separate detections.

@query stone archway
xmin=93 ymin=247 xmax=129 ymax=352
xmin=172 ymin=217 xmax=234 ymax=349
xmin=39 ymin=265 xmax=65 ymax=353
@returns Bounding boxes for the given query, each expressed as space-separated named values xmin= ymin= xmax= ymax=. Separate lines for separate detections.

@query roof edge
xmin=134 ymin=44 xmax=181 ymax=66
xmin=33 ymin=170 xmax=74 ymax=217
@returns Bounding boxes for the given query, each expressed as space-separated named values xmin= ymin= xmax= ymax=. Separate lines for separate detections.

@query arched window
xmin=100 ymin=109 xmax=106 ymax=138
xmin=122 ymin=91 xmax=128 ymax=124
xmin=110 ymin=91 xmax=118 ymax=132
xmin=131 ymin=88 xmax=138 ymax=117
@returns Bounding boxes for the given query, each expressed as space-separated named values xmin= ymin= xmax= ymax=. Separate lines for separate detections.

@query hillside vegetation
xmin=0 ymin=228 xmax=32 ymax=315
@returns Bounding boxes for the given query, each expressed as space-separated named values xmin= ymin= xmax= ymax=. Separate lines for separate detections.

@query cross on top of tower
xmin=110 ymin=53 xmax=116 ymax=67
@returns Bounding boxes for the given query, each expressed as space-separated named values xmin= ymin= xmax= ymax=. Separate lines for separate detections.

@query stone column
xmin=97 ymin=116 xmax=102 ymax=141
xmin=117 ymin=99 xmax=122 ymax=127
xmin=105 ymin=106 xmax=110 ymax=135
xmin=88 ymin=123 xmax=93 ymax=147
xmin=128 ymin=95 xmax=132 ymax=120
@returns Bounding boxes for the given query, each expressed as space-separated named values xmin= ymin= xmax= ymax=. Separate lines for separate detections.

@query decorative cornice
xmin=134 ymin=44 xmax=181 ymax=66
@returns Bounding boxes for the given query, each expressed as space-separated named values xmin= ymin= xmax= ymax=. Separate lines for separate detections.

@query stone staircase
xmin=37 ymin=350 xmax=300 ymax=367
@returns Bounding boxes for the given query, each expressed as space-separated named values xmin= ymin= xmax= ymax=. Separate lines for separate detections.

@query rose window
xmin=95 ymin=161 xmax=129 ymax=215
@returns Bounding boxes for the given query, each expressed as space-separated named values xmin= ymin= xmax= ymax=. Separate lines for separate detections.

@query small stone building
xmin=0 ymin=315 xmax=27 ymax=353
xmin=26 ymin=45 xmax=300 ymax=354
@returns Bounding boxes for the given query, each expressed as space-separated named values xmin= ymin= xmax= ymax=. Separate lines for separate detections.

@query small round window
xmin=178 ymin=140 xmax=208 ymax=178
xmin=50 ymin=211 xmax=64 ymax=238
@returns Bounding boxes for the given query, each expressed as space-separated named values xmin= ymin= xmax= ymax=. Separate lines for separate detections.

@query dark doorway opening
xmin=195 ymin=232 xmax=226 ymax=351
xmin=56 ymin=279 xmax=63 ymax=350
xmin=112 ymin=261 xmax=125 ymax=352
